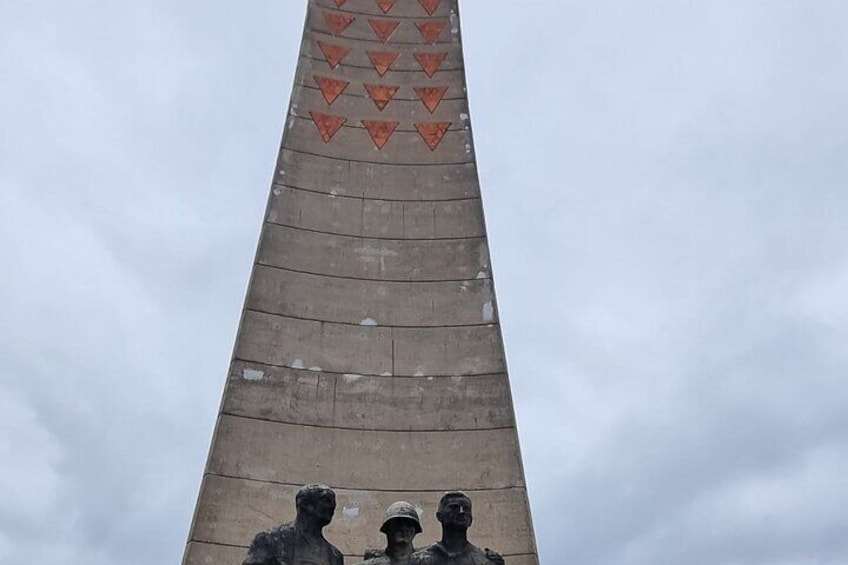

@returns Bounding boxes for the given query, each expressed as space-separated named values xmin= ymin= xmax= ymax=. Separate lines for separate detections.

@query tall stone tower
xmin=184 ymin=1 xmax=538 ymax=563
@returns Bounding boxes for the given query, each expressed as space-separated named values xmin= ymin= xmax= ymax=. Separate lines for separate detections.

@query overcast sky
xmin=2 ymin=1 xmax=848 ymax=564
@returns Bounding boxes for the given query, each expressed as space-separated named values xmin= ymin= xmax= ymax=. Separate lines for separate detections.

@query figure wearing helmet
xmin=357 ymin=501 xmax=423 ymax=565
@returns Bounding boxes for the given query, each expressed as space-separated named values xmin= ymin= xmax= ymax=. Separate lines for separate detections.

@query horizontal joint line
xmin=221 ymin=412 xmax=514 ymax=434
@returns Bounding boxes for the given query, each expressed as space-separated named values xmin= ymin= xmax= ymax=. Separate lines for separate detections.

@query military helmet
xmin=380 ymin=501 xmax=422 ymax=534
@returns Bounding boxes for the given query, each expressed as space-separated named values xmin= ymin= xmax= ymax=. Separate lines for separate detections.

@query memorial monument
xmin=183 ymin=1 xmax=538 ymax=563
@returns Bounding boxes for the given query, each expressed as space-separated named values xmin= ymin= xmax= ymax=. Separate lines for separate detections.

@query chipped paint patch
xmin=343 ymin=373 xmax=364 ymax=383
xmin=243 ymin=369 xmax=265 ymax=381
xmin=343 ymin=506 xmax=360 ymax=518
xmin=292 ymin=359 xmax=306 ymax=369
xmin=482 ymin=301 xmax=494 ymax=322
xmin=360 ymin=317 xmax=378 ymax=326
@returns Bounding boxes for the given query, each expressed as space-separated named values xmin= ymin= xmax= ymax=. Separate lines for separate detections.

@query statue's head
xmin=436 ymin=491 xmax=473 ymax=531
xmin=296 ymin=484 xmax=336 ymax=527
xmin=380 ymin=501 xmax=422 ymax=547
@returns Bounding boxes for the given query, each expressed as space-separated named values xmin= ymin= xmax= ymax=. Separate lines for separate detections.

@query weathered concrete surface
xmin=224 ymin=361 xmax=515 ymax=431
xmin=247 ymin=265 xmax=495 ymax=326
xmin=184 ymin=1 xmax=538 ymax=563
xmin=267 ymin=187 xmax=485 ymax=239
xmin=208 ymin=415 xmax=524 ymax=490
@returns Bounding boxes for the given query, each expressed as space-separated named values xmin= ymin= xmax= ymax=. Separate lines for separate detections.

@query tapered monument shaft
xmin=184 ymin=1 xmax=538 ymax=563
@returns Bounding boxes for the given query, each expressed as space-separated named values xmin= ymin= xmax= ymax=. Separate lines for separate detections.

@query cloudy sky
xmin=2 ymin=1 xmax=848 ymax=564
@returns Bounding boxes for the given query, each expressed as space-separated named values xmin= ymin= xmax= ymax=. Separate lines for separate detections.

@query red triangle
xmin=375 ymin=0 xmax=396 ymax=14
xmin=324 ymin=11 xmax=355 ymax=36
xmin=310 ymin=112 xmax=346 ymax=143
xmin=415 ymin=122 xmax=450 ymax=150
xmin=366 ymin=51 xmax=400 ymax=76
xmin=414 ymin=86 xmax=448 ymax=113
xmin=364 ymin=84 xmax=400 ymax=110
xmin=333 ymin=0 xmax=347 ymax=5
xmin=369 ymin=19 xmax=400 ymax=42
xmin=418 ymin=0 xmax=441 ymax=15
xmin=414 ymin=52 xmax=447 ymax=77
xmin=416 ymin=21 xmax=446 ymax=44
xmin=317 ymin=41 xmax=351 ymax=69
xmin=362 ymin=120 xmax=400 ymax=149
xmin=314 ymin=76 xmax=350 ymax=105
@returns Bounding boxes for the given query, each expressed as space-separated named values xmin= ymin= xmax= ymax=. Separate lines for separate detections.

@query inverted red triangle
xmin=310 ymin=112 xmax=346 ymax=143
xmin=333 ymin=0 xmax=347 ymax=6
xmin=415 ymin=122 xmax=450 ymax=150
xmin=362 ymin=120 xmax=399 ymax=149
xmin=369 ymin=19 xmax=400 ymax=42
xmin=324 ymin=11 xmax=355 ymax=36
xmin=414 ymin=52 xmax=447 ymax=77
xmin=364 ymin=84 xmax=400 ymax=110
xmin=317 ymin=41 xmax=351 ymax=69
xmin=418 ymin=0 xmax=441 ymax=15
xmin=416 ymin=21 xmax=446 ymax=44
xmin=414 ymin=86 xmax=448 ymax=113
xmin=366 ymin=51 xmax=400 ymax=76
xmin=314 ymin=75 xmax=349 ymax=105
xmin=375 ymin=0 xmax=396 ymax=14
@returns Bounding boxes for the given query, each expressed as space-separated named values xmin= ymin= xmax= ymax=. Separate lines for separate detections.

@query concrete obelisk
xmin=183 ymin=1 xmax=538 ymax=563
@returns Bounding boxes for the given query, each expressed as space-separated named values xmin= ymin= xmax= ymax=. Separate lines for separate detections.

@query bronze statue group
xmin=243 ymin=485 xmax=505 ymax=565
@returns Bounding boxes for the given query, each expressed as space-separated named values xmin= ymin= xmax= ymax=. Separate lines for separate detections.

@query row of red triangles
xmin=333 ymin=0 xmax=442 ymax=15
xmin=319 ymin=42 xmax=447 ymax=78
xmin=324 ymin=12 xmax=447 ymax=44
xmin=315 ymin=76 xmax=448 ymax=112
xmin=311 ymin=112 xmax=451 ymax=151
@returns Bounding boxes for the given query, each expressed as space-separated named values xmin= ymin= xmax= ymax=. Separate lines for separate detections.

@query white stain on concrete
xmin=476 ymin=271 xmax=487 ymax=280
xmin=343 ymin=506 xmax=360 ymax=518
xmin=460 ymin=113 xmax=469 ymax=121
xmin=309 ymin=366 xmax=323 ymax=372
xmin=381 ymin=372 xmax=393 ymax=377
xmin=291 ymin=359 xmax=306 ymax=370
xmin=343 ymin=374 xmax=363 ymax=383
xmin=360 ymin=318 xmax=378 ymax=326
xmin=482 ymin=301 xmax=494 ymax=322
xmin=243 ymin=369 xmax=265 ymax=382
xmin=414 ymin=369 xmax=425 ymax=377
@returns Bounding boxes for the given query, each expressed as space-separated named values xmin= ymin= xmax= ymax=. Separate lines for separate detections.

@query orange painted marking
xmin=323 ymin=11 xmax=355 ymax=36
xmin=416 ymin=21 xmax=446 ymax=44
xmin=362 ymin=120 xmax=400 ymax=149
xmin=415 ymin=122 xmax=450 ymax=150
xmin=310 ymin=112 xmax=346 ymax=142
xmin=314 ymin=76 xmax=350 ymax=105
xmin=333 ymin=0 xmax=347 ymax=6
xmin=364 ymin=84 xmax=400 ymax=110
xmin=414 ymin=86 xmax=448 ymax=113
xmin=414 ymin=52 xmax=448 ymax=77
xmin=369 ymin=19 xmax=400 ymax=42
xmin=418 ymin=0 xmax=441 ymax=15
xmin=366 ymin=51 xmax=400 ymax=76
xmin=375 ymin=0 xmax=397 ymax=14
xmin=317 ymin=41 xmax=351 ymax=69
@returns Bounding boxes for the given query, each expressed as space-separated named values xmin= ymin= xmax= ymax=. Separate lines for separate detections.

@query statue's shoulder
xmin=244 ymin=522 xmax=296 ymax=565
